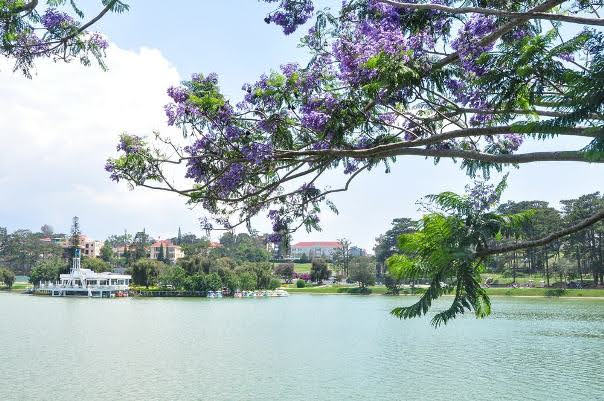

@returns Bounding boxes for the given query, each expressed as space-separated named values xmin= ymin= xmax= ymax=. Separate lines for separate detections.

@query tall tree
xmin=158 ymin=242 xmax=165 ymax=263
xmin=106 ymin=1 xmax=604 ymax=319
xmin=40 ymin=224 xmax=54 ymax=237
xmin=332 ymin=238 xmax=352 ymax=277
xmin=374 ymin=218 xmax=417 ymax=276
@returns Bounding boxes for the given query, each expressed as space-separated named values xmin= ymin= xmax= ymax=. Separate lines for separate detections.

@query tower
xmin=72 ymin=247 xmax=81 ymax=272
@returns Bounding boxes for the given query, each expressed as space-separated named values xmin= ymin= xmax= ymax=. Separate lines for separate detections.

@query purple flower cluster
xmin=445 ymin=79 xmax=494 ymax=126
xmin=451 ymin=14 xmax=496 ymax=76
xmin=343 ymin=160 xmax=359 ymax=175
xmin=267 ymin=209 xmax=289 ymax=243
xmin=355 ymin=135 xmax=373 ymax=149
xmin=89 ymin=33 xmax=109 ymax=50
xmin=167 ymin=86 xmax=188 ymax=103
xmin=216 ymin=163 xmax=245 ymax=196
xmin=104 ymin=162 xmax=119 ymax=182
xmin=503 ymin=133 xmax=523 ymax=151
xmin=41 ymin=8 xmax=75 ymax=30
xmin=242 ymin=142 xmax=274 ymax=165
xmin=333 ymin=19 xmax=407 ymax=85
xmin=301 ymin=110 xmax=329 ymax=131
xmin=466 ymin=179 xmax=500 ymax=212
xmin=116 ymin=135 xmax=143 ymax=154
xmin=264 ymin=0 xmax=314 ymax=35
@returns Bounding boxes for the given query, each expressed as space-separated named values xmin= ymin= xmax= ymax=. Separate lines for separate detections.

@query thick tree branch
xmin=477 ymin=208 xmax=604 ymax=256
xmin=379 ymin=1 xmax=604 ymax=27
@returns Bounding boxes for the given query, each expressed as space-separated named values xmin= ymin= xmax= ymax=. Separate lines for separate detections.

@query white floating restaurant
xmin=37 ymin=249 xmax=131 ymax=298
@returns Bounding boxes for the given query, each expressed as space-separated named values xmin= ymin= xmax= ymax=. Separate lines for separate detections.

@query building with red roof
xmin=150 ymin=239 xmax=184 ymax=262
xmin=290 ymin=241 xmax=342 ymax=259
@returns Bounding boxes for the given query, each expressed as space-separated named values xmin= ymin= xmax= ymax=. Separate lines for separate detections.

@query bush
xmin=296 ymin=279 xmax=306 ymax=288
xmin=545 ymin=288 xmax=566 ymax=297
xmin=268 ymin=278 xmax=281 ymax=290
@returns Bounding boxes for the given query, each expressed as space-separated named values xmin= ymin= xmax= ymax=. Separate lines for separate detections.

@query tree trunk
xmin=544 ymin=250 xmax=550 ymax=287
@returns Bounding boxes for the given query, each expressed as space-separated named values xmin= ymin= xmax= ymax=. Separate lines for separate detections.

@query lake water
xmin=1 ymin=292 xmax=603 ymax=401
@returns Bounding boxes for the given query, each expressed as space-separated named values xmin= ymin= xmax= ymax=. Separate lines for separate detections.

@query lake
xmin=1 ymin=292 xmax=603 ymax=401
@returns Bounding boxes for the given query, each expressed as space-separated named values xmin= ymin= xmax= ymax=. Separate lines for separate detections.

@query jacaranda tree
xmin=1 ymin=0 xmax=128 ymax=77
xmin=106 ymin=0 xmax=604 ymax=322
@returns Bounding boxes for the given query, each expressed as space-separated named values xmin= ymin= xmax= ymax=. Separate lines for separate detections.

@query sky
xmin=0 ymin=0 xmax=602 ymax=252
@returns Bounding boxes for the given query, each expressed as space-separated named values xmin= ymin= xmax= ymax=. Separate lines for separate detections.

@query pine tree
xmin=177 ymin=227 xmax=182 ymax=245
xmin=158 ymin=242 xmax=165 ymax=262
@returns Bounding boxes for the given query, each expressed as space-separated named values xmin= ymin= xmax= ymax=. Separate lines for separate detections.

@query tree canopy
xmin=1 ymin=0 xmax=129 ymax=77
xmin=107 ymin=0 xmax=603 ymax=240
xmin=105 ymin=1 xmax=604 ymax=323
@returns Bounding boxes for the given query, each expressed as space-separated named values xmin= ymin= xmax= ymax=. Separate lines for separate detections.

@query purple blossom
xmin=225 ymin=126 xmax=243 ymax=141
xmin=301 ymin=110 xmax=330 ymax=131
xmin=503 ymin=133 xmax=523 ymax=151
xmin=89 ymin=33 xmax=109 ymax=50
xmin=167 ymin=86 xmax=188 ymax=103
xmin=104 ymin=161 xmax=119 ymax=182
xmin=343 ymin=160 xmax=359 ymax=174
xmin=116 ymin=135 xmax=143 ymax=154
xmin=355 ymin=135 xmax=373 ymax=149
xmin=265 ymin=0 xmax=314 ymax=35
xmin=41 ymin=8 xmax=75 ymax=30
xmin=311 ymin=140 xmax=330 ymax=150
xmin=559 ymin=52 xmax=575 ymax=62
xmin=280 ymin=63 xmax=300 ymax=79
xmin=451 ymin=14 xmax=496 ymax=76
xmin=216 ymin=163 xmax=245 ymax=195
xmin=242 ymin=142 xmax=274 ymax=165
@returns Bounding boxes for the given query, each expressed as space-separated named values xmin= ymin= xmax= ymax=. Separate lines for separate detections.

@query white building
xmin=290 ymin=241 xmax=342 ymax=259
xmin=37 ymin=249 xmax=131 ymax=298
xmin=150 ymin=240 xmax=184 ymax=263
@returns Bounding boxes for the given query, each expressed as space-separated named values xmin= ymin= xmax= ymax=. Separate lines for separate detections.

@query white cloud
xmin=0 ymin=45 xmax=204 ymax=240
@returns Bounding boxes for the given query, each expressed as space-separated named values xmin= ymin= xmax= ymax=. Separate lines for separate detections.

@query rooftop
xmin=292 ymin=241 xmax=342 ymax=248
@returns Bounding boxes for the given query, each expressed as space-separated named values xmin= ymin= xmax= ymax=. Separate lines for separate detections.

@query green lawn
xmin=293 ymin=263 xmax=312 ymax=273
xmin=286 ymin=285 xmax=604 ymax=297
xmin=0 ymin=282 xmax=32 ymax=291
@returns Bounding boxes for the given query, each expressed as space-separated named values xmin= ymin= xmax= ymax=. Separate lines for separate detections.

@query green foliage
xmin=0 ymin=267 xmax=15 ymax=289
xmin=238 ymin=271 xmax=257 ymax=291
xmin=205 ymin=272 xmax=222 ymax=291
xmin=29 ymin=257 xmax=64 ymax=285
xmin=296 ymin=279 xmax=306 ymax=288
xmin=348 ymin=256 xmax=376 ymax=288
xmin=274 ymin=263 xmax=294 ymax=283
xmin=544 ymin=288 xmax=566 ymax=297
xmin=0 ymin=228 xmax=63 ymax=274
xmin=310 ymin=258 xmax=330 ymax=283
xmin=268 ymin=278 xmax=281 ymax=290
xmin=130 ymin=259 xmax=163 ymax=288
xmin=158 ymin=265 xmax=187 ymax=290
xmin=99 ymin=244 xmax=114 ymax=263
xmin=81 ymin=257 xmax=110 ymax=273
xmin=386 ymin=178 xmax=527 ymax=327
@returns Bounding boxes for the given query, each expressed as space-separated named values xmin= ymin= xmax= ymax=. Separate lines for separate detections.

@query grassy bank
xmin=287 ymin=285 xmax=604 ymax=297
xmin=0 ymin=282 xmax=32 ymax=291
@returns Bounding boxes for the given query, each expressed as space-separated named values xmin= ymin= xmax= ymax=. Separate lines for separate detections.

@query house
xmin=82 ymin=239 xmax=104 ymax=258
xmin=290 ymin=241 xmax=342 ymax=259
xmin=42 ymin=234 xmax=104 ymax=258
xmin=149 ymin=240 xmax=184 ymax=262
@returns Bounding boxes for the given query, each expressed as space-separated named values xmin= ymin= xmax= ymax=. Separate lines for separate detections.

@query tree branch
xmin=432 ymin=0 xmax=566 ymax=70
xmin=477 ymin=208 xmax=604 ymax=256
xmin=11 ymin=0 xmax=38 ymax=14
xmin=379 ymin=1 xmax=604 ymax=27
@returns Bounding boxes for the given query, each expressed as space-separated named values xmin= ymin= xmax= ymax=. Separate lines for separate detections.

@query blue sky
xmin=0 ymin=1 xmax=602 ymax=251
